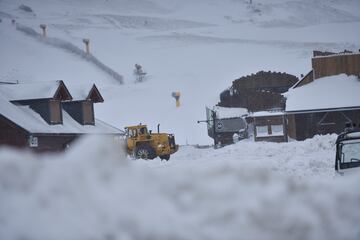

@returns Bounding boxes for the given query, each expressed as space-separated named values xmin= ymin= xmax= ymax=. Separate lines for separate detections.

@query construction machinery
xmin=125 ymin=124 xmax=178 ymax=160
xmin=335 ymin=128 xmax=360 ymax=173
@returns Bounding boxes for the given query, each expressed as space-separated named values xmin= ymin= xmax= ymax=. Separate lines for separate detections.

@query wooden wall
xmin=253 ymin=115 xmax=288 ymax=142
xmin=35 ymin=134 xmax=77 ymax=152
xmin=0 ymin=115 xmax=28 ymax=148
xmin=0 ymin=114 xmax=78 ymax=152
xmin=219 ymin=71 xmax=298 ymax=112
xmin=312 ymin=53 xmax=360 ymax=79
xmin=287 ymin=109 xmax=360 ymax=141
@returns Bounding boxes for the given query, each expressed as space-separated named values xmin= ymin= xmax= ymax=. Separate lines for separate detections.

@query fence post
xmin=83 ymin=39 xmax=90 ymax=54
xmin=40 ymin=24 xmax=47 ymax=37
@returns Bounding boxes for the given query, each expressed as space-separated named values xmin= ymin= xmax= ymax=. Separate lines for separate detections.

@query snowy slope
xmin=0 ymin=0 xmax=360 ymax=144
xmin=1 ymin=2 xmax=360 ymax=239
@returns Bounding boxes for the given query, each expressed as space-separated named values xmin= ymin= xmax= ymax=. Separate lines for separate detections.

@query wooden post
xmin=40 ymin=24 xmax=47 ymax=37
xmin=83 ymin=38 xmax=90 ymax=54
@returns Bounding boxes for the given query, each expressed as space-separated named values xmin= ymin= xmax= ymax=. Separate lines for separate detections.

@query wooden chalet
xmin=0 ymin=80 xmax=122 ymax=152
xmin=285 ymin=51 xmax=360 ymax=141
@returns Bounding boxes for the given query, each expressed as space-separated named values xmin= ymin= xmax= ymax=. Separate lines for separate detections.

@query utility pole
xmin=197 ymin=109 xmax=218 ymax=147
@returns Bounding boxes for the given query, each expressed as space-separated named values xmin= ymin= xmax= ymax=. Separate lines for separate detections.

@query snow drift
xmin=0 ymin=135 xmax=359 ymax=240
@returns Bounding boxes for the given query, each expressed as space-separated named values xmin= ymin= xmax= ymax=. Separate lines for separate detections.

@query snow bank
xmin=1 ymin=135 xmax=360 ymax=240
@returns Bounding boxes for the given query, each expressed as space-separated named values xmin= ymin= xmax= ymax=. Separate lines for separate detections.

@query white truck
xmin=335 ymin=129 xmax=360 ymax=174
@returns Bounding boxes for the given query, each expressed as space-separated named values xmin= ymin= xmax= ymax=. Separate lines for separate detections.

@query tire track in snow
xmin=15 ymin=24 xmax=124 ymax=84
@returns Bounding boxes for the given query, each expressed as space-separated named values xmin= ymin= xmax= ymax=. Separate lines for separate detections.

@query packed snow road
xmin=1 ymin=134 xmax=359 ymax=240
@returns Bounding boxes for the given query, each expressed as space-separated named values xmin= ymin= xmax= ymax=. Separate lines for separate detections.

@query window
xmin=256 ymin=126 xmax=269 ymax=137
xmin=271 ymin=125 xmax=284 ymax=136
xmin=256 ymin=124 xmax=284 ymax=137
xmin=49 ymin=100 xmax=62 ymax=124
xmin=341 ymin=139 xmax=360 ymax=164
xmin=83 ymin=101 xmax=94 ymax=125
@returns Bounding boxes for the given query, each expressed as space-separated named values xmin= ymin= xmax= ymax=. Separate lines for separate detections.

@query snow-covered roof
xmin=0 ymin=84 xmax=121 ymax=135
xmin=285 ymin=74 xmax=360 ymax=112
xmin=214 ymin=106 xmax=248 ymax=118
xmin=250 ymin=111 xmax=284 ymax=117
xmin=312 ymin=52 xmax=360 ymax=59
xmin=0 ymin=95 xmax=121 ymax=134
xmin=66 ymin=83 xmax=104 ymax=102
xmin=0 ymin=81 xmax=70 ymax=101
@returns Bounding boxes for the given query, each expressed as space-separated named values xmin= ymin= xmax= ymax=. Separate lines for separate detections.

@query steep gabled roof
xmin=0 ymin=80 xmax=72 ymax=101
xmin=66 ymin=83 xmax=104 ymax=102
xmin=0 ymin=81 xmax=121 ymax=135
xmin=87 ymin=84 xmax=104 ymax=103
xmin=285 ymin=74 xmax=360 ymax=113
xmin=0 ymin=94 xmax=121 ymax=135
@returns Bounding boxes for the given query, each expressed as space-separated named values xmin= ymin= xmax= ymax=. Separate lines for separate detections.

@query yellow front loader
xmin=125 ymin=124 xmax=178 ymax=160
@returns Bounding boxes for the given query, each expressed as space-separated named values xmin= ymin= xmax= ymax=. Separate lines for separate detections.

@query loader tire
xmin=135 ymin=145 xmax=156 ymax=160
xmin=160 ymin=154 xmax=170 ymax=161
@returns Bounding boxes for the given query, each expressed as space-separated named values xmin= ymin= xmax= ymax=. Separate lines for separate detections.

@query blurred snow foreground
xmin=0 ymin=135 xmax=360 ymax=240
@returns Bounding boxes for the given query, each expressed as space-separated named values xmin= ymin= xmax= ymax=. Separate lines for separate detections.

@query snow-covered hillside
xmin=1 ymin=134 xmax=360 ymax=240
xmin=1 ymin=1 xmax=360 ymax=239
xmin=1 ymin=0 xmax=360 ymax=144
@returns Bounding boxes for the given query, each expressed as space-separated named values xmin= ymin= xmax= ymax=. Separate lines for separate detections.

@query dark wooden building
xmin=285 ymin=51 xmax=360 ymax=141
xmin=0 ymin=81 xmax=122 ymax=152
xmin=286 ymin=108 xmax=360 ymax=141
xmin=251 ymin=112 xmax=288 ymax=142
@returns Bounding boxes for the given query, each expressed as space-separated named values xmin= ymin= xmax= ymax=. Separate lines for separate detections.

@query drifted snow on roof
xmin=0 ymin=95 xmax=122 ymax=134
xmin=214 ymin=106 xmax=248 ymax=118
xmin=66 ymin=83 xmax=104 ymax=102
xmin=0 ymin=81 xmax=63 ymax=101
xmin=0 ymin=81 xmax=103 ymax=102
xmin=285 ymin=74 xmax=360 ymax=112
xmin=250 ymin=111 xmax=284 ymax=117
xmin=0 ymin=82 xmax=121 ymax=135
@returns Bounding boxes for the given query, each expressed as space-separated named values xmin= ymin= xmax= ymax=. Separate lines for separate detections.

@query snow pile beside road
xmin=1 ymin=135 xmax=360 ymax=240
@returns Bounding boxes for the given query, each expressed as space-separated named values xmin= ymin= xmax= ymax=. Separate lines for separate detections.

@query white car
xmin=335 ymin=129 xmax=360 ymax=174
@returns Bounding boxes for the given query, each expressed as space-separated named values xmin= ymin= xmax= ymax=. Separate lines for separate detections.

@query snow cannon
xmin=40 ymin=24 xmax=47 ymax=37
xmin=82 ymin=38 xmax=90 ymax=54
xmin=172 ymin=92 xmax=181 ymax=108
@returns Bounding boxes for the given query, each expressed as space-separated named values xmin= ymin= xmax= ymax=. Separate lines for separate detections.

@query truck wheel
xmin=160 ymin=154 xmax=170 ymax=161
xmin=135 ymin=145 xmax=156 ymax=160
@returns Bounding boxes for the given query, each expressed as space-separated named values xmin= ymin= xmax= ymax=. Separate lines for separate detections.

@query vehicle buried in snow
xmin=125 ymin=124 xmax=178 ymax=160
xmin=335 ymin=128 xmax=360 ymax=173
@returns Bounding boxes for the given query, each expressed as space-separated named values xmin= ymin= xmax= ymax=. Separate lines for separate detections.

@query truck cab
xmin=335 ymin=129 xmax=360 ymax=174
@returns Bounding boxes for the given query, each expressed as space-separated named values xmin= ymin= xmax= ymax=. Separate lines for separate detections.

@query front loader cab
xmin=335 ymin=129 xmax=360 ymax=174
xmin=126 ymin=125 xmax=148 ymax=137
